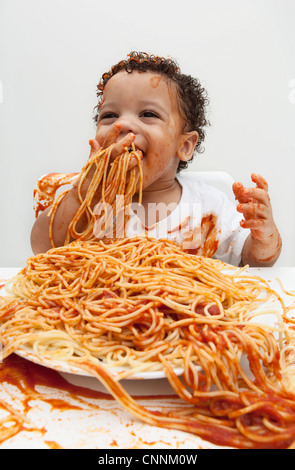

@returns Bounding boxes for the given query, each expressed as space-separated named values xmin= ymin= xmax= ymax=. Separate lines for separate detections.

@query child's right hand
xmin=31 ymin=124 xmax=142 ymax=255
xmin=89 ymin=123 xmax=141 ymax=170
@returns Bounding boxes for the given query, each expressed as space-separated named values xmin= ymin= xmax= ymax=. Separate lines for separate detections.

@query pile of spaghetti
xmin=1 ymin=238 xmax=295 ymax=448
xmin=1 ymin=144 xmax=295 ymax=449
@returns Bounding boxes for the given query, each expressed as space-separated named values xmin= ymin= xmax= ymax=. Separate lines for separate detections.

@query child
xmin=30 ymin=51 xmax=282 ymax=267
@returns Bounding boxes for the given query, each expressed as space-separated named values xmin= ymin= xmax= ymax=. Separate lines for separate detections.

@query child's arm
xmin=31 ymin=127 xmax=136 ymax=254
xmin=232 ymin=173 xmax=282 ymax=267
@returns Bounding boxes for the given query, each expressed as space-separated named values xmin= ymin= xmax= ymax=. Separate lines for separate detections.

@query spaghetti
xmin=48 ymin=144 xmax=143 ymax=247
xmin=1 ymin=144 xmax=295 ymax=448
xmin=1 ymin=237 xmax=295 ymax=448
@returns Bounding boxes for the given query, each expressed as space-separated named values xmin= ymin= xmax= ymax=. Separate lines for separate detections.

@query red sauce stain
xmin=34 ymin=172 xmax=79 ymax=218
xmin=168 ymin=216 xmax=190 ymax=234
xmin=181 ymin=213 xmax=219 ymax=258
xmin=44 ymin=441 xmax=64 ymax=449
xmin=1 ymin=354 xmax=113 ymax=402
xmin=0 ymin=354 xmax=111 ymax=445
xmin=150 ymin=76 xmax=161 ymax=88
xmin=0 ymin=354 xmax=179 ymax=446
xmin=0 ymin=278 xmax=8 ymax=290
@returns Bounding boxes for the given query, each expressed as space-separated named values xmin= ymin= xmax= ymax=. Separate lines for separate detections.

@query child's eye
xmin=141 ymin=111 xmax=159 ymax=118
xmin=100 ymin=112 xmax=117 ymax=120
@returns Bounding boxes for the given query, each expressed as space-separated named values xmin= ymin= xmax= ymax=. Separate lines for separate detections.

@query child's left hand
xmin=232 ymin=173 xmax=276 ymax=241
xmin=232 ymin=173 xmax=282 ymax=266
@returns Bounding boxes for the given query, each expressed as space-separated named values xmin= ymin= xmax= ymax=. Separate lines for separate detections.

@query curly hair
xmin=93 ymin=51 xmax=210 ymax=172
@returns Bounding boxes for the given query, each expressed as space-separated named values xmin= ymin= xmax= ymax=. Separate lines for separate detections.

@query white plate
xmin=14 ymin=346 xmax=184 ymax=380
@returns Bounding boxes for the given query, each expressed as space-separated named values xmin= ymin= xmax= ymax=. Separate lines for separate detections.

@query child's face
xmin=95 ymin=71 xmax=194 ymax=190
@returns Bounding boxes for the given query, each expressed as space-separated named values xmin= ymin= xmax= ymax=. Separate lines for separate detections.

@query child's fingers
xmin=233 ymin=176 xmax=270 ymax=205
xmin=240 ymin=187 xmax=270 ymax=205
xmin=240 ymin=218 xmax=265 ymax=230
xmin=232 ymin=182 xmax=250 ymax=203
xmin=102 ymin=123 xmax=122 ymax=149
xmin=95 ymin=122 xmax=140 ymax=170
xmin=237 ymin=202 xmax=267 ymax=220
xmin=251 ymin=173 xmax=268 ymax=191
xmin=101 ymin=123 xmax=136 ymax=160
xmin=88 ymin=139 xmax=101 ymax=159
xmin=110 ymin=133 xmax=136 ymax=159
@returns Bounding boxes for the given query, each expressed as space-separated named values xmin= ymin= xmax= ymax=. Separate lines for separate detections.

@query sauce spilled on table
xmin=0 ymin=354 xmax=180 ymax=447
xmin=0 ymin=354 xmax=111 ymax=445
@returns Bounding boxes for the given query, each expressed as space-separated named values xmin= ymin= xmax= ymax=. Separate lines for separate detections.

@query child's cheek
xmin=95 ymin=132 xmax=104 ymax=147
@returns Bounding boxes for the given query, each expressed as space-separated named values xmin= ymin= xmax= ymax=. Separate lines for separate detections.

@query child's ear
xmin=177 ymin=131 xmax=199 ymax=162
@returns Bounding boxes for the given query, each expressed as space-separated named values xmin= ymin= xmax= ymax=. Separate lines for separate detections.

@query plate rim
xmin=14 ymin=346 xmax=185 ymax=380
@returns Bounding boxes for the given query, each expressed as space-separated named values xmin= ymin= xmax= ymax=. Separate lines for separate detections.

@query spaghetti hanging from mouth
xmin=47 ymin=143 xmax=143 ymax=247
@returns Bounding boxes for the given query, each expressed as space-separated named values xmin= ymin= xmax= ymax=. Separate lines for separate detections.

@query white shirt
xmin=126 ymin=173 xmax=250 ymax=266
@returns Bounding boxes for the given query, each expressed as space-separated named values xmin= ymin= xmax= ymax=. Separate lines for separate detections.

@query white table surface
xmin=1 ymin=266 xmax=295 ymax=449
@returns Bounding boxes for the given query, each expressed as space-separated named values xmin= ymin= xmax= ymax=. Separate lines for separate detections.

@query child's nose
xmin=117 ymin=115 xmax=139 ymax=138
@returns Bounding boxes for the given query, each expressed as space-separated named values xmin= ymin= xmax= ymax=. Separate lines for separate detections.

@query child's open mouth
xmin=128 ymin=146 xmax=144 ymax=160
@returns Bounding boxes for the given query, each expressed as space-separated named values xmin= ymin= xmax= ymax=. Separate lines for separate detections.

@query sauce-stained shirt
xmin=126 ymin=173 xmax=250 ymax=266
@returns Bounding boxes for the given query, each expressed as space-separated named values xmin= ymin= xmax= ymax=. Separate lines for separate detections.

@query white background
xmin=0 ymin=0 xmax=294 ymax=267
